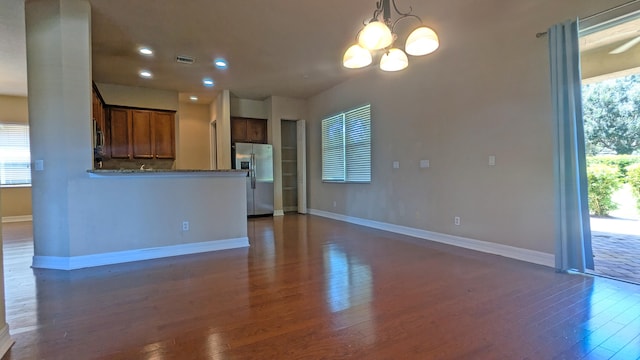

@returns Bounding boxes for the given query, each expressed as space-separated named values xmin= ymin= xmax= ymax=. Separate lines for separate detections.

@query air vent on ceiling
xmin=176 ymin=55 xmax=195 ymax=64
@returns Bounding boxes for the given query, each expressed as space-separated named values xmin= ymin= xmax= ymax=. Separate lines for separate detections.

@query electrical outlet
xmin=489 ymin=155 xmax=496 ymax=166
xmin=333 ymin=201 xmax=337 ymax=207
xmin=454 ymin=216 xmax=461 ymax=226
xmin=393 ymin=161 xmax=400 ymax=169
xmin=182 ymin=221 xmax=190 ymax=231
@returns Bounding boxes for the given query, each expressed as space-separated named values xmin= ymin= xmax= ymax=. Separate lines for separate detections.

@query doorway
xmin=579 ymin=11 xmax=640 ymax=284
xmin=278 ymin=119 xmax=307 ymax=214
xmin=281 ymin=120 xmax=298 ymax=213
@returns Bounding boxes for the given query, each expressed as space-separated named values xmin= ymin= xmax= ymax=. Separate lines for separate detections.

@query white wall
xmin=307 ymin=0 xmax=630 ymax=255
xmin=67 ymin=175 xmax=247 ymax=256
xmin=26 ymin=0 xmax=93 ymax=258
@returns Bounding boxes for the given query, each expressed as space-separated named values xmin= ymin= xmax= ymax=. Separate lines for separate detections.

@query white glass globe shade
xmin=379 ymin=48 xmax=408 ymax=71
xmin=405 ymin=26 xmax=440 ymax=56
xmin=343 ymin=44 xmax=372 ymax=69
xmin=358 ymin=21 xmax=393 ymax=50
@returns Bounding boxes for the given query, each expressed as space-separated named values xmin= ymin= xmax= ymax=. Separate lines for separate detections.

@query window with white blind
xmin=0 ymin=123 xmax=31 ymax=186
xmin=321 ymin=105 xmax=371 ymax=183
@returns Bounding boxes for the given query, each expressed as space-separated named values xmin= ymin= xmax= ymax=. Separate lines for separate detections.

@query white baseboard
xmin=0 ymin=324 xmax=14 ymax=358
xmin=308 ymin=209 xmax=554 ymax=268
xmin=32 ymin=237 xmax=250 ymax=270
xmin=273 ymin=210 xmax=285 ymax=217
xmin=2 ymin=215 xmax=32 ymax=223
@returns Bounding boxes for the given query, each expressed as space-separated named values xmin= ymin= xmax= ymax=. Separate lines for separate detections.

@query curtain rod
xmin=535 ymin=0 xmax=640 ymax=38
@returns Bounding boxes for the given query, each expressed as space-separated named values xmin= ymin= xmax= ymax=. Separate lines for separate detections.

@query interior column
xmin=25 ymin=0 xmax=92 ymax=261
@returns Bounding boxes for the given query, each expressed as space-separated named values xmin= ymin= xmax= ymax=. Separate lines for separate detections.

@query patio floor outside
xmin=591 ymin=217 xmax=640 ymax=284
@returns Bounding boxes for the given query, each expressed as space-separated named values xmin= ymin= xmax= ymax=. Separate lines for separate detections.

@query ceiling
xmin=1 ymin=0 xmax=389 ymax=103
xmin=1 ymin=0 xmax=639 ymax=103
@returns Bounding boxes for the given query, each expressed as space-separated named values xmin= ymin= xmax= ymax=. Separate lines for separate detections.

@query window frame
xmin=321 ymin=104 xmax=371 ymax=184
xmin=0 ymin=122 xmax=32 ymax=187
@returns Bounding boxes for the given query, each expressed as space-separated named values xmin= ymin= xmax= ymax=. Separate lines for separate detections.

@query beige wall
xmin=0 ymin=95 xmax=32 ymax=218
xmin=176 ymin=102 xmax=211 ymax=169
xmin=215 ymin=90 xmax=231 ymax=169
xmin=307 ymin=0 xmax=630 ymax=255
xmin=1 ymin=187 xmax=31 ymax=218
xmin=0 ymin=95 xmax=28 ymax=121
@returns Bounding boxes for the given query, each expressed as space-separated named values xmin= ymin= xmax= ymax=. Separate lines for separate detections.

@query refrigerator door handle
xmin=251 ymin=153 xmax=256 ymax=189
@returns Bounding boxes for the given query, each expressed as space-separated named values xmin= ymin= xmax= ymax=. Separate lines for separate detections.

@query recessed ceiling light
xmin=189 ymin=96 xmax=198 ymax=101
xmin=139 ymin=47 xmax=153 ymax=56
xmin=214 ymin=58 xmax=228 ymax=69
xmin=202 ymin=78 xmax=215 ymax=87
xmin=139 ymin=70 xmax=152 ymax=78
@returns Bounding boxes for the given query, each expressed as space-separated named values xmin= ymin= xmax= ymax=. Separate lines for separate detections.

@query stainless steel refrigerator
xmin=234 ymin=143 xmax=274 ymax=216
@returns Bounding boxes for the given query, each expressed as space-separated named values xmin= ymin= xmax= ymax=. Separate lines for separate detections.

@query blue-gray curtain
xmin=549 ymin=20 xmax=594 ymax=272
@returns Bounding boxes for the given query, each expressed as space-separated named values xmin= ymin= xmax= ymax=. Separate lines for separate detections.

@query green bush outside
xmin=586 ymin=155 xmax=640 ymax=179
xmin=627 ymin=163 xmax=640 ymax=211
xmin=587 ymin=164 xmax=622 ymax=216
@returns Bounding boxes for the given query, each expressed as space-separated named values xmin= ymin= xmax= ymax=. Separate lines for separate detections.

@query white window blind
xmin=0 ymin=123 xmax=31 ymax=185
xmin=321 ymin=105 xmax=371 ymax=183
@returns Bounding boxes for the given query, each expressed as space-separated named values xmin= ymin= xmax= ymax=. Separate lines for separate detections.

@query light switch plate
xmin=393 ymin=161 xmax=400 ymax=169
xmin=420 ymin=160 xmax=430 ymax=168
xmin=34 ymin=160 xmax=44 ymax=171
xmin=489 ymin=155 xmax=496 ymax=166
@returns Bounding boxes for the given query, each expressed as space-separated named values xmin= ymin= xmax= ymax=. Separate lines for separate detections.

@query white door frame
xmin=209 ymin=120 xmax=217 ymax=170
xmin=296 ymin=119 xmax=307 ymax=214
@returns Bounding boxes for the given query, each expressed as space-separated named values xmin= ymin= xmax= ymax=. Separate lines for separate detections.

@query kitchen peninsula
xmin=32 ymin=169 xmax=249 ymax=270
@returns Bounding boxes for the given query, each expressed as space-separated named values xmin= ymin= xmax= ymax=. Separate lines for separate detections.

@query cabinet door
xmin=246 ymin=119 xmax=267 ymax=143
xmin=131 ymin=110 xmax=153 ymax=159
xmin=154 ymin=112 xmax=175 ymax=159
xmin=231 ymin=117 xmax=247 ymax=143
xmin=109 ymin=108 xmax=131 ymax=159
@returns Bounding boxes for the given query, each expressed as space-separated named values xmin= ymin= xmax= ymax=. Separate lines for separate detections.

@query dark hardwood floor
xmin=2 ymin=215 xmax=640 ymax=359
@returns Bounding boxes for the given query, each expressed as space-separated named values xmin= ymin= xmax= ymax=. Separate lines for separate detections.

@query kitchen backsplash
xmin=97 ymin=159 xmax=175 ymax=170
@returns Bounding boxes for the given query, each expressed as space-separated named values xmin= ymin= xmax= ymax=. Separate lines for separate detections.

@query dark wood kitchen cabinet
xmin=91 ymin=86 xmax=106 ymax=137
xmin=131 ymin=110 xmax=153 ymax=158
xmin=107 ymin=107 xmax=175 ymax=160
xmin=231 ymin=117 xmax=267 ymax=144
xmin=153 ymin=111 xmax=175 ymax=159
xmin=109 ymin=108 xmax=131 ymax=159
xmin=92 ymin=85 xmax=108 ymax=161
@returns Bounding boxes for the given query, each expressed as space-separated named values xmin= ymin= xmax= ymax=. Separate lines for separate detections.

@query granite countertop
xmin=87 ymin=169 xmax=248 ymax=176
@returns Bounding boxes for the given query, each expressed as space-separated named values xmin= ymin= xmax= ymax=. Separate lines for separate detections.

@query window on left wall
xmin=0 ymin=123 xmax=31 ymax=186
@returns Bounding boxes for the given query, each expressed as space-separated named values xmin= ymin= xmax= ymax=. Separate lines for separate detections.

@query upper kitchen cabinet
xmin=231 ymin=117 xmax=267 ymax=144
xmin=153 ymin=111 xmax=175 ymax=159
xmin=92 ymin=87 xmax=105 ymax=132
xmin=107 ymin=107 xmax=176 ymax=160
xmin=109 ymin=108 xmax=131 ymax=159
xmin=131 ymin=110 xmax=153 ymax=158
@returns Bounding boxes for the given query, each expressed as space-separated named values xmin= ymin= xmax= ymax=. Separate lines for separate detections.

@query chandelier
xmin=343 ymin=0 xmax=440 ymax=71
